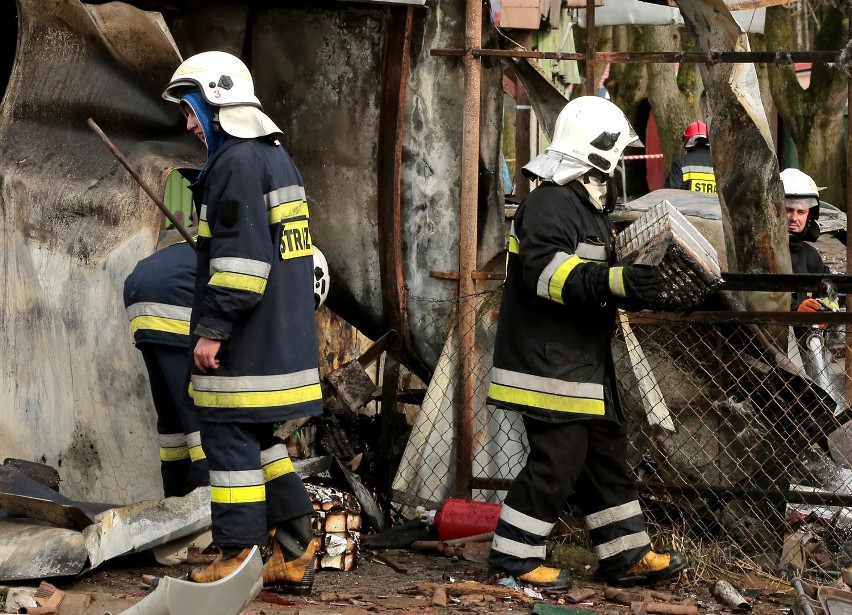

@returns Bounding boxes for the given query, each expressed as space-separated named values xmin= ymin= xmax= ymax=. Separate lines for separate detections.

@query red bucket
xmin=433 ymin=498 xmax=501 ymax=542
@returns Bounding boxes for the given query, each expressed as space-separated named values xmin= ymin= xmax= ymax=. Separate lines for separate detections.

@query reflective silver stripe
xmin=261 ymin=443 xmax=290 ymax=465
xmin=264 ymin=186 xmax=306 ymax=209
xmin=682 ymin=165 xmax=714 ymax=174
xmin=576 ymin=242 xmax=607 ymax=262
xmin=192 ymin=368 xmax=321 ymax=393
xmin=126 ymin=302 xmax=192 ymax=322
xmin=509 ymin=221 xmax=517 ymax=240
xmin=209 ymin=257 xmax=271 ymax=279
xmin=209 ymin=469 xmax=264 ymax=488
xmin=595 ymin=531 xmax=651 ymax=560
xmin=159 ymin=433 xmax=186 ymax=447
xmin=609 ymin=267 xmax=627 ymax=298
xmin=500 ymin=504 xmax=554 ymax=537
xmin=537 ymin=252 xmax=570 ymax=299
xmin=186 ymin=431 xmax=202 ymax=448
xmin=586 ymin=501 xmax=643 ymax=530
xmin=200 ymin=204 xmax=208 ymax=221
xmin=491 ymin=535 xmax=547 ymax=559
xmin=490 ymin=367 xmax=604 ymax=401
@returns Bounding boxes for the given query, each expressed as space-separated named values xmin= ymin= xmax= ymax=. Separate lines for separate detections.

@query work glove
xmin=608 ymin=264 xmax=661 ymax=308
xmin=797 ymin=298 xmax=822 ymax=313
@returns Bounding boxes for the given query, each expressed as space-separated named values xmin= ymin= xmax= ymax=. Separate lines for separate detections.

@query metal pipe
xmin=845 ymin=1 xmax=852 ymax=408
xmin=87 ymin=118 xmax=197 ymax=251
xmin=792 ymin=578 xmax=817 ymax=615
xmin=471 ymin=477 xmax=852 ymax=507
xmin=431 ymin=48 xmax=843 ymax=65
xmin=455 ymin=0 xmax=481 ymax=499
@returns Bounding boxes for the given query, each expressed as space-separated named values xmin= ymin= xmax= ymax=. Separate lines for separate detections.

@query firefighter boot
xmin=262 ymin=516 xmax=318 ymax=594
xmin=604 ymin=550 xmax=688 ymax=587
xmin=517 ymin=565 xmax=573 ymax=590
xmin=262 ymin=535 xmax=316 ymax=594
xmin=190 ymin=546 xmax=253 ymax=583
xmin=490 ymin=564 xmax=572 ymax=591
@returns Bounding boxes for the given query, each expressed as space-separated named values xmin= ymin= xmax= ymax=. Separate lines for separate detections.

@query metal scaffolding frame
xmin=434 ymin=0 xmax=852 ymax=498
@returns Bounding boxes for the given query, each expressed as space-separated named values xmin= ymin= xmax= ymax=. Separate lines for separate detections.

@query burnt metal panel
xmin=0 ymin=0 xmax=204 ymax=503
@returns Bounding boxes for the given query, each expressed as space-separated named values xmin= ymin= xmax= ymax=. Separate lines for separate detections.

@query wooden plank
xmin=727 ymin=0 xmax=791 ymax=10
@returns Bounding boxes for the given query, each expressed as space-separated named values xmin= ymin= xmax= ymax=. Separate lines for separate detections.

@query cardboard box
xmin=498 ymin=0 xmax=541 ymax=29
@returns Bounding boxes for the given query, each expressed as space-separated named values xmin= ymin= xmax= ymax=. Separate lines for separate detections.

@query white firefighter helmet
xmin=312 ymin=246 xmax=330 ymax=310
xmin=547 ymin=96 xmax=642 ymax=174
xmin=162 ymin=51 xmax=262 ymax=108
xmin=780 ymin=168 xmax=821 ymax=200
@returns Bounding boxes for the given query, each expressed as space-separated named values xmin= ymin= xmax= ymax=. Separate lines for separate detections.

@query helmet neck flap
xmin=182 ymin=91 xmax=224 ymax=158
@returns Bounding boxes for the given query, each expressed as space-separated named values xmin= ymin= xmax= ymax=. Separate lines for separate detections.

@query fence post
xmin=455 ymin=0 xmax=482 ymax=499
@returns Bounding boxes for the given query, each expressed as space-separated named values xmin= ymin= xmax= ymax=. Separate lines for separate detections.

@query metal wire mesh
xmin=391 ymin=288 xmax=852 ymax=583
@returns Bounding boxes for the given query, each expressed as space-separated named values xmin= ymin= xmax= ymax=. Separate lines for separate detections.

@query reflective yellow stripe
xmin=682 ymin=172 xmax=715 ymax=182
xmin=130 ymin=315 xmax=191 ymax=336
xmin=198 ymin=220 xmax=211 ymax=237
xmin=209 ymin=271 xmax=267 ymax=294
xmin=548 ymin=254 xmax=583 ymax=304
xmin=488 ymin=383 xmax=606 ymax=415
xmin=211 ymin=485 xmax=266 ymax=504
xmin=189 ymin=445 xmax=207 ymax=462
xmin=269 ymin=200 xmax=309 ymax=225
xmin=190 ymin=382 xmax=323 ymax=409
xmin=160 ymin=445 xmax=190 ymax=462
xmin=264 ymin=457 xmax=295 ymax=482
xmin=508 ymin=236 xmax=520 ymax=255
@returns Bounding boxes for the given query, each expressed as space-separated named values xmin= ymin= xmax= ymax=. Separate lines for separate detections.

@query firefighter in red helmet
xmin=665 ymin=121 xmax=716 ymax=193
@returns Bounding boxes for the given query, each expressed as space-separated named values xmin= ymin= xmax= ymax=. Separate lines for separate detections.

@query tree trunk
xmin=764 ymin=3 xmax=847 ymax=207
xmin=607 ymin=25 xmax=700 ymax=195
xmin=676 ymin=0 xmax=791 ymax=316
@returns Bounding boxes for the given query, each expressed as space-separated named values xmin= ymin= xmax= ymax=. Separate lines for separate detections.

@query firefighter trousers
xmin=489 ymin=416 xmax=650 ymax=577
xmin=139 ymin=345 xmax=209 ymax=497
xmin=201 ymin=421 xmax=315 ymax=548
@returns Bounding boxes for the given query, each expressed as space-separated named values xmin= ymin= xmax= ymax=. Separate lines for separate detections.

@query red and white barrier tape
xmin=622 ymin=153 xmax=665 ymax=160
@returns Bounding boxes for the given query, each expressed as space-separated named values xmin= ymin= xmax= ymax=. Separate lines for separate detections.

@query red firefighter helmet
xmin=683 ymin=121 xmax=708 ymax=149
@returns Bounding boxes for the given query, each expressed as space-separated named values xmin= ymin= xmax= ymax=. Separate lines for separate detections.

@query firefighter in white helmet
xmin=487 ymin=96 xmax=687 ymax=590
xmin=163 ymin=51 xmax=322 ymax=594
xmin=781 ymin=168 xmax=834 ymax=312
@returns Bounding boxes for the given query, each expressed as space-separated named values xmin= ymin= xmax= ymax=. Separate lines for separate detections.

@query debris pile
xmin=307 ymin=483 xmax=361 ymax=571
xmin=616 ymin=199 xmax=723 ymax=311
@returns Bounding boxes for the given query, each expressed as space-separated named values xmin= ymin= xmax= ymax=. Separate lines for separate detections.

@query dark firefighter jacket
xmin=790 ymin=234 xmax=830 ymax=310
xmin=487 ymin=181 xmax=621 ymax=423
xmin=124 ymin=241 xmax=195 ymax=348
xmin=188 ymin=134 xmax=323 ymax=424
xmin=665 ymin=145 xmax=716 ymax=193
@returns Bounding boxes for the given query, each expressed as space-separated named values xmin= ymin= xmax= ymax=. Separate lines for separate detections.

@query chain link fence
xmin=390 ymin=288 xmax=852 ymax=584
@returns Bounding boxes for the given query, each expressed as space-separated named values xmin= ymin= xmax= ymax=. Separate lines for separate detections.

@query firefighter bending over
xmin=124 ymin=238 xmax=210 ymax=497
